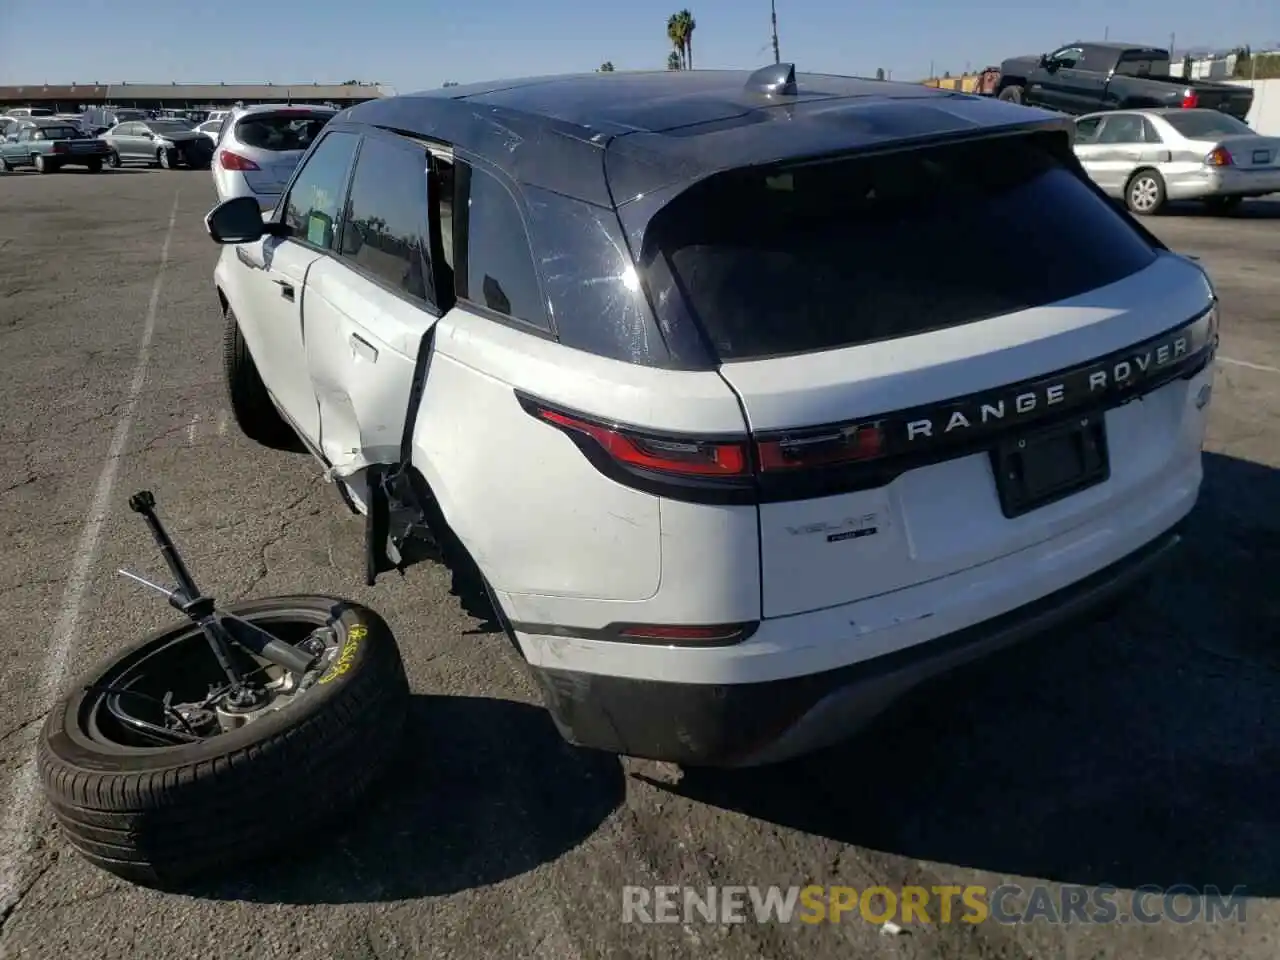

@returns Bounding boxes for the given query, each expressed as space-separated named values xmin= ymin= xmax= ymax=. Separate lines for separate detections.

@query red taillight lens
xmin=616 ymin=623 xmax=755 ymax=644
xmin=535 ymin=408 xmax=749 ymax=477
xmin=1205 ymin=146 xmax=1234 ymax=166
xmin=53 ymin=143 xmax=68 ymax=154
xmin=756 ymin=424 xmax=884 ymax=471
xmin=219 ymin=149 xmax=260 ymax=171
xmin=1181 ymin=88 xmax=1199 ymax=109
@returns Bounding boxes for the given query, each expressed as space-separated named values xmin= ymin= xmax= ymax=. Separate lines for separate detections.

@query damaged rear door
xmin=302 ymin=131 xmax=450 ymax=483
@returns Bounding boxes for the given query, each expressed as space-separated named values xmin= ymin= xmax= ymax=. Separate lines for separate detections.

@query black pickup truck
xmin=992 ymin=42 xmax=1254 ymax=120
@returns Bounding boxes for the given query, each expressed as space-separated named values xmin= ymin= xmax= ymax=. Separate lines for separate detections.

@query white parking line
xmin=0 ymin=192 xmax=180 ymax=919
xmin=1219 ymin=356 xmax=1280 ymax=375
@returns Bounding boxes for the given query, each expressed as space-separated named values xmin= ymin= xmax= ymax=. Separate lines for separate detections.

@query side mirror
xmin=206 ymin=196 xmax=281 ymax=245
xmin=1039 ymin=53 xmax=1050 ymax=68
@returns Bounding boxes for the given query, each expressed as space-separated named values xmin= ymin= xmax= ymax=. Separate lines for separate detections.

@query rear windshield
xmin=147 ymin=121 xmax=193 ymax=135
xmin=234 ymin=114 xmax=331 ymax=151
xmin=34 ymin=127 xmax=79 ymax=140
xmin=1161 ymin=111 xmax=1254 ymax=139
xmin=643 ymin=134 xmax=1159 ymax=361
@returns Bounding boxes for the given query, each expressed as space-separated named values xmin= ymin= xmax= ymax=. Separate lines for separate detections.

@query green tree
xmin=667 ymin=50 xmax=683 ymax=71
xmin=667 ymin=10 xmax=696 ymax=70
xmin=598 ymin=61 xmax=615 ymax=72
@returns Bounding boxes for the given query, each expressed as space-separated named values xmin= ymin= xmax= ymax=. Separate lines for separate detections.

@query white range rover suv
xmin=206 ymin=65 xmax=1219 ymax=767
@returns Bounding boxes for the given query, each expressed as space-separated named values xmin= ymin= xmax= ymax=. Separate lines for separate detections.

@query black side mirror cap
xmin=205 ymin=196 xmax=284 ymax=244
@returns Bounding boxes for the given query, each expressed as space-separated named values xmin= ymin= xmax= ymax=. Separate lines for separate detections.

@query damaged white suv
xmin=206 ymin=64 xmax=1218 ymax=767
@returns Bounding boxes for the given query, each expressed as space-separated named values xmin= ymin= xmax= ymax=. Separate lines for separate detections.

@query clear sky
xmin=0 ymin=0 xmax=1275 ymax=91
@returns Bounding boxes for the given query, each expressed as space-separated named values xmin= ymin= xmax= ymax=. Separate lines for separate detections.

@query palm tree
xmin=667 ymin=13 xmax=687 ymax=69
xmin=678 ymin=9 xmax=696 ymax=69
xmin=598 ymin=61 xmax=615 ymax=72
xmin=667 ymin=50 xmax=682 ymax=71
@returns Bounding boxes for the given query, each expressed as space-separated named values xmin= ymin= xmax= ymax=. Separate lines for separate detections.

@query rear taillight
xmin=1181 ymin=88 xmax=1199 ymax=109
xmin=219 ymin=149 xmax=260 ymax=171
xmin=1205 ymin=146 xmax=1233 ymax=167
xmin=52 ymin=143 xmax=68 ymax=154
xmin=534 ymin=407 xmax=750 ymax=478
xmin=520 ymin=395 xmax=890 ymax=492
xmin=756 ymin=425 xmax=884 ymax=471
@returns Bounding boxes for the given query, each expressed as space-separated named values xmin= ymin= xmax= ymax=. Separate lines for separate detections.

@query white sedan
xmin=1073 ymin=107 xmax=1280 ymax=215
xmin=211 ymin=104 xmax=336 ymax=211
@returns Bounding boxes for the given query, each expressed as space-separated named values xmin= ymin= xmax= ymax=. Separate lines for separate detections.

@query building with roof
xmin=0 ymin=82 xmax=391 ymax=111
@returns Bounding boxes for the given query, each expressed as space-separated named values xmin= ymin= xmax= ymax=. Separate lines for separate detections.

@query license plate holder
xmin=991 ymin=414 xmax=1110 ymax=519
xmin=1252 ymin=149 xmax=1270 ymax=165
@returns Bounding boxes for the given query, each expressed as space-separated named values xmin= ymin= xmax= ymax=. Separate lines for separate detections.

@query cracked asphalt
xmin=0 ymin=169 xmax=1276 ymax=960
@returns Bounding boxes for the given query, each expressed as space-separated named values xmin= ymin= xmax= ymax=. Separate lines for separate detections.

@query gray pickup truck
xmin=993 ymin=42 xmax=1254 ymax=121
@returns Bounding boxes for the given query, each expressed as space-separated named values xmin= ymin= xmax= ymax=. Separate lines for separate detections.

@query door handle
xmin=350 ymin=333 xmax=378 ymax=363
xmin=273 ymin=279 xmax=294 ymax=301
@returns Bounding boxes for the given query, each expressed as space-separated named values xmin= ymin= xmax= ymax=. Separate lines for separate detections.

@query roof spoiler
xmin=745 ymin=62 xmax=797 ymax=97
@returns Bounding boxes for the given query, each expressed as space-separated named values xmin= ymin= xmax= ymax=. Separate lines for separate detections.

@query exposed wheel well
xmin=216 ymin=286 xmax=229 ymax=315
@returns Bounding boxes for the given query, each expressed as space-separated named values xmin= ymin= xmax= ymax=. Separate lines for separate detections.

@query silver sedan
xmin=1073 ymin=108 xmax=1280 ymax=215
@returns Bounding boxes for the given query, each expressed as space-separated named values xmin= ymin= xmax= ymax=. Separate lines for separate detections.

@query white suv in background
xmin=211 ymin=104 xmax=336 ymax=211
xmin=205 ymin=67 xmax=1218 ymax=767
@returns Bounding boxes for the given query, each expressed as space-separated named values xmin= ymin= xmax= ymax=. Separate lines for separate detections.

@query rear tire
xmin=106 ymin=150 xmax=121 ymax=168
xmin=997 ymin=84 xmax=1024 ymax=104
xmin=38 ymin=597 xmax=410 ymax=889
xmin=86 ymin=159 xmax=103 ymax=174
xmin=34 ymin=155 xmax=52 ymax=174
xmin=1125 ymin=169 xmax=1166 ymax=216
xmin=222 ymin=307 xmax=305 ymax=452
xmin=158 ymin=148 xmax=172 ymax=170
xmin=0 ymin=157 xmax=11 ymax=173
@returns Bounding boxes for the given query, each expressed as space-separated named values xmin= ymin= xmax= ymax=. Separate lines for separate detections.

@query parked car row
xmin=1 ymin=104 xmax=337 ymax=185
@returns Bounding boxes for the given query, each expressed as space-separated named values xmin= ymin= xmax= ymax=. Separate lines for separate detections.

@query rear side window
xmin=339 ymin=136 xmax=432 ymax=304
xmin=236 ymin=113 xmax=331 ymax=152
xmin=282 ymin=130 xmax=359 ymax=250
xmin=1161 ymin=111 xmax=1254 ymax=139
xmin=643 ymin=134 xmax=1159 ymax=361
xmin=456 ymin=165 xmax=547 ymax=330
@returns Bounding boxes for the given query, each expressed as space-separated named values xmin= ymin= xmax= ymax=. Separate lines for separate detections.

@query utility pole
xmin=771 ymin=0 xmax=780 ymax=64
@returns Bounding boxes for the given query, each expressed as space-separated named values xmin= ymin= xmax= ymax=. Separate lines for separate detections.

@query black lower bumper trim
xmin=529 ymin=520 xmax=1186 ymax=767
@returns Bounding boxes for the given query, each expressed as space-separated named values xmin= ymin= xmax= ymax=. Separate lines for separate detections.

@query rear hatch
xmin=641 ymin=132 xmax=1215 ymax=618
xmin=230 ymin=109 xmax=334 ymax=195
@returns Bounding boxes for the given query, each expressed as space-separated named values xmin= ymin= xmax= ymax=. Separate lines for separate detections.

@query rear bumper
xmin=532 ymin=519 xmax=1186 ymax=767
xmin=1167 ymin=167 xmax=1280 ymax=200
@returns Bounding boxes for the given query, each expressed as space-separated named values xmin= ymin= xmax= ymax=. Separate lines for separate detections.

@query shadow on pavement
xmin=1164 ymin=198 xmax=1280 ymax=219
xmin=189 ymin=694 xmax=624 ymax=905
xmin=641 ymin=451 xmax=1280 ymax=895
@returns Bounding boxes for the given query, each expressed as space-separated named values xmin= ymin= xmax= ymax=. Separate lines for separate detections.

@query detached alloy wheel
xmin=1125 ymin=170 xmax=1166 ymax=216
xmin=38 ymin=597 xmax=410 ymax=888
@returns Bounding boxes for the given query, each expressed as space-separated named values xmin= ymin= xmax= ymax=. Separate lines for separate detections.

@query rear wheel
xmin=106 ymin=150 xmax=121 ymax=168
xmin=158 ymin=148 xmax=172 ymax=169
xmin=1125 ymin=169 xmax=1166 ymax=216
xmin=34 ymin=155 xmax=54 ymax=174
xmin=997 ymin=84 xmax=1024 ymax=104
xmin=0 ymin=156 xmax=11 ymax=173
xmin=38 ymin=596 xmax=410 ymax=888
xmin=222 ymin=307 xmax=305 ymax=452
xmin=86 ymin=158 xmax=103 ymax=173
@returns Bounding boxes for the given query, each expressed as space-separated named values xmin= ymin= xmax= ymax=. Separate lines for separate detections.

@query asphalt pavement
xmin=0 ymin=168 xmax=1276 ymax=959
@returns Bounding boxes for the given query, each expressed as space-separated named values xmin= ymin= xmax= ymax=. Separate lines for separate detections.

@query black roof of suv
xmin=339 ymin=65 xmax=1069 ymax=207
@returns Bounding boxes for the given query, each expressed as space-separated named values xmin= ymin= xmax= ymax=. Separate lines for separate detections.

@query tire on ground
xmin=222 ymin=307 xmax=304 ymax=451
xmin=997 ymin=84 xmax=1024 ymax=104
xmin=37 ymin=597 xmax=410 ymax=889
